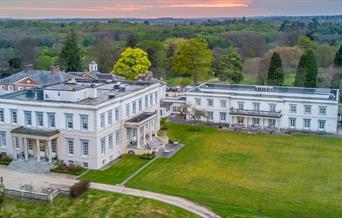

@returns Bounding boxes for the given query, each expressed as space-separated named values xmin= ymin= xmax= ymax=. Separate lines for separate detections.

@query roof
xmin=126 ymin=112 xmax=156 ymax=123
xmin=160 ymin=101 xmax=173 ymax=108
xmin=0 ymin=70 xmax=73 ymax=86
xmin=67 ymin=71 xmax=124 ymax=81
xmin=11 ymin=126 xmax=60 ymax=137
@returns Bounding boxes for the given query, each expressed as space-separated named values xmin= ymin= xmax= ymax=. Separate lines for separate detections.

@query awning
xmin=11 ymin=126 xmax=60 ymax=137
xmin=125 ymin=112 xmax=157 ymax=127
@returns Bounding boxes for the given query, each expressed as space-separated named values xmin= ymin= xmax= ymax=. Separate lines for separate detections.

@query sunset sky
xmin=0 ymin=0 xmax=342 ymax=18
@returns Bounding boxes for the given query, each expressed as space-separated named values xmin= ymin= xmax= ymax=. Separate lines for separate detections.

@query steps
xmin=7 ymin=159 xmax=51 ymax=174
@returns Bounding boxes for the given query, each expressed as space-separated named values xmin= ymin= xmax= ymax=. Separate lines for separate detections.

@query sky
xmin=0 ymin=0 xmax=342 ymax=19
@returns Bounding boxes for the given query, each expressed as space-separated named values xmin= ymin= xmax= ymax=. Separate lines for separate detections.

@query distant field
xmin=127 ymin=123 xmax=342 ymax=218
xmin=0 ymin=190 xmax=197 ymax=218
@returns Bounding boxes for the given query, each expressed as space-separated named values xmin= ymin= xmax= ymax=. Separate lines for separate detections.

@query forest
xmin=0 ymin=16 xmax=342 ymax=92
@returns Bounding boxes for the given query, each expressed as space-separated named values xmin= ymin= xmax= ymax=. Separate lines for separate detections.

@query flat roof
xmin=11 ymin=126 xmax=60 ymax=137
xmin=126 ymin=112 xmax=156 ymax=123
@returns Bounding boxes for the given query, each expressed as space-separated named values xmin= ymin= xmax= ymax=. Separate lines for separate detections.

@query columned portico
xmin=10 ymin=127 xmax=60 ymax=163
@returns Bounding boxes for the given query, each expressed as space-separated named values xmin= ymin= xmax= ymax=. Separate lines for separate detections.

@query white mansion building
xmin=186 ymin=83 xmax=340 ymax=134
xmin=0 ymin=78 xmax=165 ymax=169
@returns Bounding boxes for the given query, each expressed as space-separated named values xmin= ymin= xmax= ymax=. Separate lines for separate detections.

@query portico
xmin=10 ymin=127 xmax=60 ymax=163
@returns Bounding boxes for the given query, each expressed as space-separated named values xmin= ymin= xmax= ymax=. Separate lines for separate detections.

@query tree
xmin=172 ymin=38 xmax=213 ymax=84
xmin=315 ymin=45 xmax=337 ymax=67
xmin=59 ymin=31 xmax=83 ymax=72
xmin=295 ymin=50 xmax=318 ymax=88
xmin=214 ymin=48 xmax=244 ymax=83
xmin=126 ymin=34 xmax=138 ymax=48
xmin=335 ymin=44 xmax=342 ymax=67
xmin=15 ymin=37 xmax=38 ymax=66
xmin=298 ymin=35 xmax=317 ymax=51
xmin=267 ymin=52 xmax=284 ymax=86
xmin=164 ymin=38 xmax=186 ymax=75
xmin=113 ymin=48 xmax=151 ymax=80
xmin=332 ymin=44 xmax=342 ymax=90
xmin=37 ymin=47 xmax=57 ymax=70
xmin=87 ymin=37 xmax=122 ymax=73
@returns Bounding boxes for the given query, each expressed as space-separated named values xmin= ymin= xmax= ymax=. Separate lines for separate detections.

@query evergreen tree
xmin=126 ymin=34 xmax=138 ymax=48
xmin=295 ymin=50 xmax=318 ymax=88
xmin=59 ymin=31 xmax=82 ymax=72
xmin=334 ymin=44 xmax=342 ymax=67
xmin=267 ymin=52 xmax=284 ymax=86
xmin=214 ymin=48 xmax=244 ymax=83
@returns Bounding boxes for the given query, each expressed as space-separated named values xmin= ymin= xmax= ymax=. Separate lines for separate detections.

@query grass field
xmin=0 ymin=190 xmax=197 ymax=218
xmin=126 ymin=123 xmax=342 ymax=218
xmin=166 ymin=77 xmax=193 ymax=87
xmin=80 ymin=155 xmax=149 ymax=185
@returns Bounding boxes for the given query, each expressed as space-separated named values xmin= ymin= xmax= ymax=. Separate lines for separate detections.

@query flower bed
xmin=50 ymin=161 xmax=87 ymax=176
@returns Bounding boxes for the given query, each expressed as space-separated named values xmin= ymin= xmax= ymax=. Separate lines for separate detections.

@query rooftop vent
xmin=119 ymin=85 xmax=126 ymax=92
xmin=108 ymin=94 xmax=116 ymax=99
xmin=24 ymin=64 xmax=34 ymax=72
xmin=50 ymin=65 xmax=60 ymax=74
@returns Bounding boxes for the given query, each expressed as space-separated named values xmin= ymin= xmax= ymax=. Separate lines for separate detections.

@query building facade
xmin=0 ymin=79 xmax=164 ymax=169
xmin=186 ymin=83 xmax=340 ymax=134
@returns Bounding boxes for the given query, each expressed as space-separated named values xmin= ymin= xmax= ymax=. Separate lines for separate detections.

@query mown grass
xmin=79 ymin=155 xmax=148 ymax=185
xmin=127 ymin=123 xmax=342 ymax=218
xmin=166 ymin=76 xmax=193 ymax=87
xmin=0 ymin=189 xmax=198 ymax=218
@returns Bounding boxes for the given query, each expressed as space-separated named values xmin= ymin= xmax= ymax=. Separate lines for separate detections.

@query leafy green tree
xmin=298 ymin=35 xmax=317 ymax=51
xmin=164 ymin=38 xmax=186 ymax=75
xmin=267 ymin=52 xmax=284 ymax=86
xmin=334 ymin=44 xmax=342 ymax=67
xmin=37 ymin=47 xmax=57 ymax=70
xmin=59 ymin=31 xmax=83 ymax=72
xmin=214 ymin=48 xmax=243 ymax=83
xmin=295 ymin=50 xmax=318 ymax=88
xmin=172 ymin=38 xmax=213 ymax=84
xmin=113 ymin=48 xmax=151 ymax=80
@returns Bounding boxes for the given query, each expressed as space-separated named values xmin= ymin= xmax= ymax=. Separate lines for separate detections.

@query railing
xmin=230 ymin=108 xmax=282 ymax=118
xmin=3 ymin=187 xmax=70 ymax=203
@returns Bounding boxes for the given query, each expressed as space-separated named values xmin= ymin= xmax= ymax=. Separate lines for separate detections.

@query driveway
xmin=0 ymin=167 xmax=220 ymax=218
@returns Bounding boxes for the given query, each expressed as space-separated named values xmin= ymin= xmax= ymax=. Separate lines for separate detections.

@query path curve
xmin=91 ymin=183 xmax=221 ymax=218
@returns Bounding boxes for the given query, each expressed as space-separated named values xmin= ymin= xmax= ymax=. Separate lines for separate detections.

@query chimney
xmin=50 ymin=65 xmax=60 ymax=74
xmin=24 ymin=64 xmax=34 ymax=72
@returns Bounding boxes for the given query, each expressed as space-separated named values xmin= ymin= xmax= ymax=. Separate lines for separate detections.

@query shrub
xmin=140 ymin=151 xmax=156 ymax=160
xmin=0 ymin=155 xmax=13 ymax=165
xmin=70 ymin=180 xmax=90 ymax=198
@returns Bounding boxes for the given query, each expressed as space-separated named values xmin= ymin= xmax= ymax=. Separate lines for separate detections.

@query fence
xmin=4 ymin=187 xmax=70 ymax=203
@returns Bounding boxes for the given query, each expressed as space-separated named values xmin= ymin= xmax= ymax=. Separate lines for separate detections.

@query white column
xmin=136 ymin=127 xmax=141 ymax=149
xmin=149 ymin=122 xmax=153 ymax=141
xmin=261 ymin=118 xmax=264 ymax=129
xmin=143 ymin=125 xmax=146 ymax=146
xmin=12 ymin=136 xmax=17 ymax=160
xmin=36 ymin=139 xmax=40 ymax=162
xmin=24 ymin=138 xmax=28 ymax=161
xmin=48 ymin=140 xmax=52 ymax=163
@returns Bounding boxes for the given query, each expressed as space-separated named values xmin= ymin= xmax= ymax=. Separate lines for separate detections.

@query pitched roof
xmin=0 ymin=70 xmax=73 ymax=86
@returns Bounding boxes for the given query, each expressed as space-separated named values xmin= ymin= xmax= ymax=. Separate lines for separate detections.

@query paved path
xmin=0 ymin=167 xmax=221 ymax=218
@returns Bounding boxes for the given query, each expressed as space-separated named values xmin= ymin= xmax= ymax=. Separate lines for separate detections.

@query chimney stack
xmin=50 ymin=65 xmax=60 ymax=74
xmin=24 ymin=64 xmax=34 ymax=72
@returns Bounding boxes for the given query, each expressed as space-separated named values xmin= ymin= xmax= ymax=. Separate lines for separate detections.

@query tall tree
xmin=334 ymin=44 xmax=342 ymax=67
xmin=267 ymin=52 xmax=284 ymax=86
xmin=59 ymin=31 xmax=83 ymax=72
xmin=87 ymin=37 xmax=122 ymax=73
xmin=214 ymin=48 xmax=244 ymax=83
xmin=172 ymin=38 xmax=213 ymax=84
xmin=332 ymin=44 xmax=342 ymax=89
xmin=112 ymin=48 xmax=151 ymax=80
xmin=295 ymin=50 xmax=318 ymax=88
xmin=126 ymin=34 xmax=138 ymax=48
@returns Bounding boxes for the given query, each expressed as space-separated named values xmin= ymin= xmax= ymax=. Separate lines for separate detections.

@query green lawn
xmin=166 ymin=76 xmax=193 ymax=87
xmin=0 ymin=190 xmax=197 ymax=218
xmin=80 ymin=155 xmax=149 ymax=185
xmin=126 ymin=123 xmax=342 ymax=218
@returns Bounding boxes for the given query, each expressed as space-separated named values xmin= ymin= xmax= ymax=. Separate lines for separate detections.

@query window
xmin=304 ymin=119 xmax=311 ymax=129
xmin=150 ymin=94 xmax=153 ymax=106
xmin=101 ymin=138 xmax=106 ymax=155
xmin=67 ymin=139 xmax=74 ymax=155
xmin=290 ymin=104 xmax=297 ymax=113
xmin=145 ymin=95 xmax=148 ymax=108
xmin=220 ymin=100 xmax=227 ymax=108
xmin=68 ymin=160 xmax=74 ymax=165
xmin=220 ymin=112 xmax=227 ymax=121
xmin=36 ymin=112 xmax=44 ymax=127
xmin=0 ymin=109 xmax=4 ymax=122
xmin=48 ymin=113 xmax=56 ymax=128
xmin=100 ymin=113 xmax=105 ymax=128
xmin=115 ymin=130 xmax=120 ymax=146
xmin=195 ymin=98 xmax=201 ymax=106
xmin=102 ymin=160 xmax=106 ymax=165
xmin=0 ymin=131 xmax=6 ymax=148
xmin=139 ymin=98 xmax=143 ymax=111
xmin=269 ymin=104 xmax=276 ymax=112
xmin=319 ymin=106 xmax=327 ymax=115
xmin=238 ymin=102 xmax=244 ymax=110
xmin=268 ymin=119 xmax=276 ymax=127
xmin=80 ymin=115 xmax=88 ymax=130
xmin=207 ymin=99 xmax=214 ymax=107
xmin=8 ymin=86 xmax=13 ymax=91
xmin=289 ymin=118 xmax=296 ymax=128
xmin=115 ymin=108 xmax=119 ymax=122
xmin=126 ymin=104 xmax=130 ymax=117
xmin=253 ymin=103 xmax=260 ymax=111
xmin=207 ymin=111 xmax=213 ymax=121
xmin=108 ymin=110 xmax=113 ymax=125
xmin=83 ymin=162 xmax=89 ymax=168
xmin=80 ymin=140 xmax=89 ymax=156
xmin=252 ymin=118 xmax=260 ymax=126
xmin=304 ymin=105 xmax=312 ymax=114
xmin=318 ymin=120 xmax=326 ymax=130
xmin=108 ymin=134 xmax=113 ymax=150
xmin=133 ymin=101 xmax=137 ymax=114
xmin=24 ymin=111 xmax=32 ymax=125
xmin=11 ymin=109 xmax=17 ymax=124
xmin=65 ymin=113 xmax=73 ymax=129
